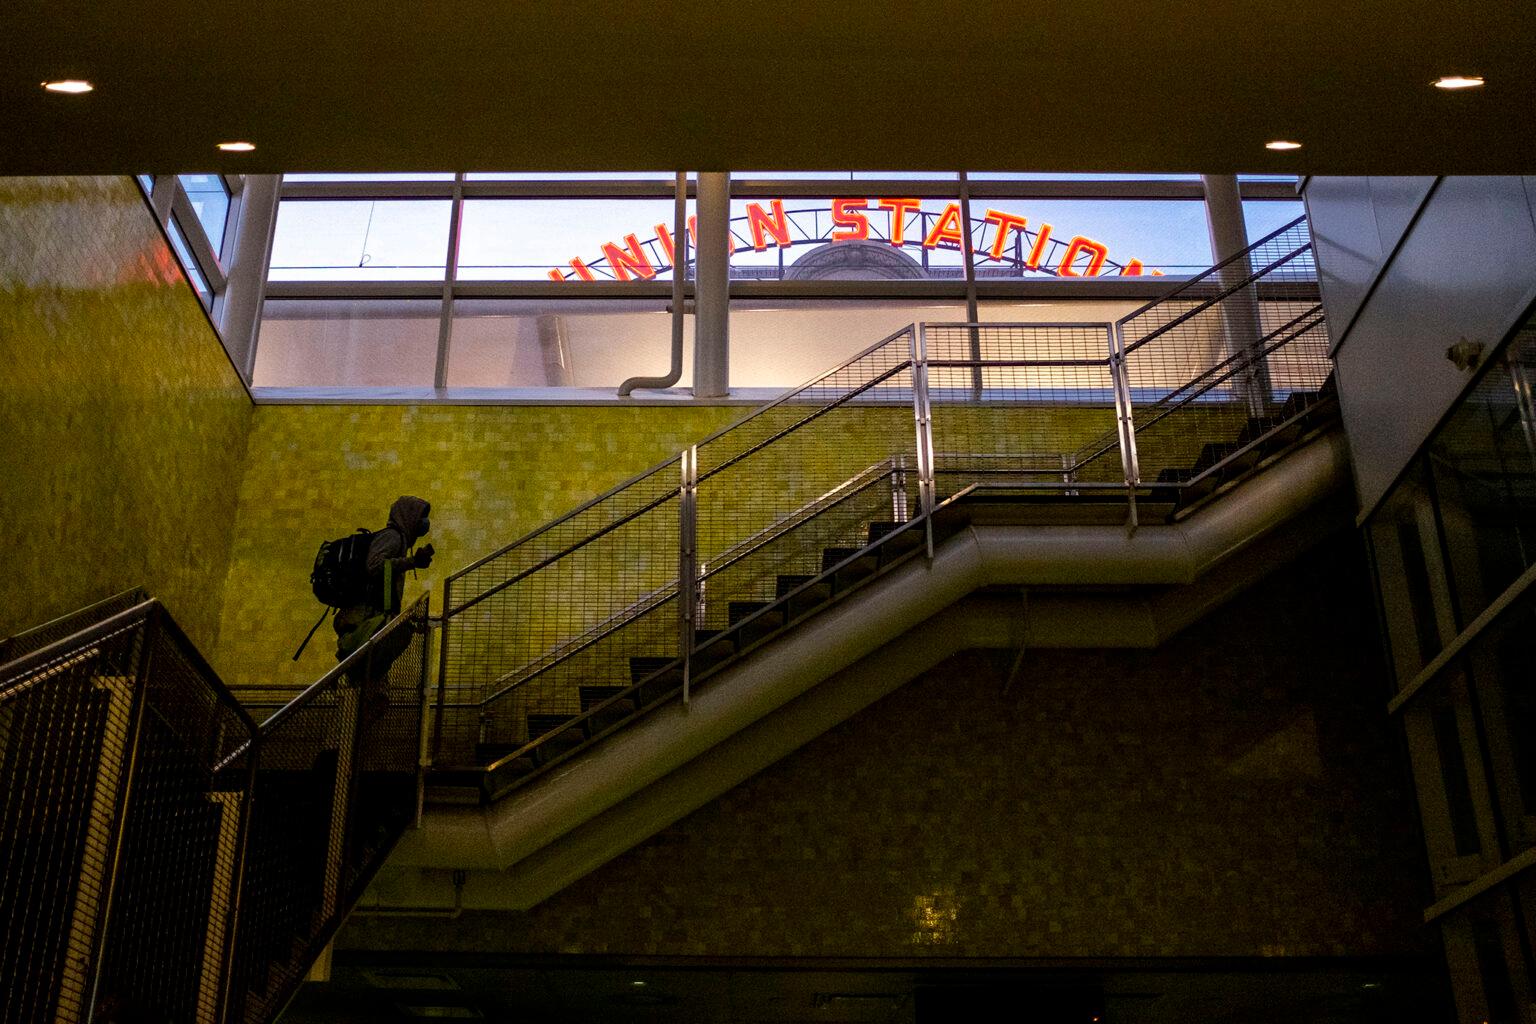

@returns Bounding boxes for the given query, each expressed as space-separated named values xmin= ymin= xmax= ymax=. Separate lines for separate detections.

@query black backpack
xmin=310 ymin=528 xmax=375 ymax=609
xmin=294 ymin=528 xmax=377 ymax=660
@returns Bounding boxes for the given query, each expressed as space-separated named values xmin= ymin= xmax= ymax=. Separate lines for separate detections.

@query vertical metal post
xmin=1109 ymin=323 xmax=1140 ymax=531
xmin=893 ymin=454 xmax=909 ymax=524
xmin=958 ymin=172 xmax=983 ymax=399
xmin=212 ymin=720 xmax=261 ymax=1024
xmin=76 ymin=611 xmax=157 ymax=1024
xmin=678 ymin=446 xmax=698 ymax=704
xmin=434 ymin=173 xmax=466 ymax=391
xmin=415 ymin=598 xmax=432 ymax=828
xmin=432 ymin=579 xmax=452 ymax=765
xmin=694 ymin=172 xmax=731 ymax=398
xmin=1201 ymin=173 xmax=1270 ymax=416
xmin=910 ymin=325 xmax=937 ymax=559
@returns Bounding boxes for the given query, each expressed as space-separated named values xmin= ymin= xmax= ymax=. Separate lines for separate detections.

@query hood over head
xmin=387 ymin=495 xmax=430 ymax=540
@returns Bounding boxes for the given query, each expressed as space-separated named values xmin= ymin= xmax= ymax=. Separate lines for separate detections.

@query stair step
xmin=527 ymin=713 xmax=578 ymax=742
xmin=1191 ymin=442 xmax=1240 ymax=474
xmin=579 ymin=685 xmax=628 ymax=712
xmin=630 ymin=655 xmax=677 ymax=684
xmin=727 ymin=600 xmax=771 ymax=626
xmin=822 ymin=546 xmax=881 ymax=586
xmin=777 ymin=574 xmax=834 ymax=617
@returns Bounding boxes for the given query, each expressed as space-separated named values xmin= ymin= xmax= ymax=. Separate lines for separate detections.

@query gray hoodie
xmin=367 ymin=495 xmax=429 ymax=614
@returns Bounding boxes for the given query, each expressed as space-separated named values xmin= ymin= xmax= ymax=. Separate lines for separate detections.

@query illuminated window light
xmin=1433 ymin=75 xmax=1485 ymax=90
xmin=217 ymin=141 xmax=256 ymax=153
xmin=42 ymin=80 xmax=93 ymax=94
xmin=1265 ymin=140 xmax=1303 ymax=151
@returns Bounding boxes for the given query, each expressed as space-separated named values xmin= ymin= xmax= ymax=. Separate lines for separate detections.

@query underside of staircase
xmin=380 ymin=426 xmax=1351 ymax=913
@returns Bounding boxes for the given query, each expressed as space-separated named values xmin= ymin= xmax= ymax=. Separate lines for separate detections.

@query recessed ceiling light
xmin=1433 ymin=75 xmax=1485 ymax=90
xmin=217 ymin=141 xmax=256 ymax=153
xmin=42 ymin=80 xmax=93 ymax=94
xmin=1265 ymin=140 xmax=1303 ymax=151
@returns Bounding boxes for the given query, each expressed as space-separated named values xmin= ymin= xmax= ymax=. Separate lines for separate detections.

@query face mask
xmin=416 ymin=518 xmax=430 ymax=539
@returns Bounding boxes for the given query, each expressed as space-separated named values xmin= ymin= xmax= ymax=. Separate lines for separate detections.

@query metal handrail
xmin=1114 ymin=214 xmax=1308 ymax=330
xmin=0 ymin=585 xmax=150 ymax=667
xmin=442 ymin=324 xmax=917 ymax=590
xmin=465 ymin=458 xmax=906 ymax=709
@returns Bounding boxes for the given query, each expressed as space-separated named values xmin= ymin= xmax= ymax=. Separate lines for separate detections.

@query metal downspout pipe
xmin=618 ymin=172 xmax=690 ymax=396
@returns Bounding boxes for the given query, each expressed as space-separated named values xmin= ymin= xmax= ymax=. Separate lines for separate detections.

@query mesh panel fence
xmin=0 ymin=587 xmax=148 ymax=665
xmin=0 ymin=613 xmax=149 ymax=1024
xmin=230 ymin=598 xmax=428 ymax=1024
xmin=434 ymin=217 xmax=1334 ymax=776
xmin=923 ymin=323 xmax=1125 ymax=498
xmin=1115 ymin=216 xmax=1331 ymax=487
xmin=0 ymin=596 xmax=427 ymax=1024
xmin=92 ymin=616 xmax=255 ymax=1024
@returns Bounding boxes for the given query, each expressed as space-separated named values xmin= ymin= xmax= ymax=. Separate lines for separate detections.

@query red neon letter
xmin=1058 ymin=236 xmax=1109 ymax=277
xmin=655 ymin=223 xmax=677 ymax=268
xmin=983 ymin=209 xmax=1029 ymax=260
xmin=547 ymin=268 xmax=566 ymax=282
xmin=567 ymin=258 xmax=596 ymax=282
xmin=1025 ymin=223 xmax=1053 ymax=269
xmin=601 ymin=234 xmax=657 ymax=281
xmin=1120 ymin=259 xmax=1145 ymax=276
xmin=922 ymin=203 xmax=965 ymax=250
xmin=746 ymin=199 xmax=792 ymax=251
xmin=877 ymin=198 xmax=923 ymax=246
xmin=831 ymin=198 xmax=870 ymax=242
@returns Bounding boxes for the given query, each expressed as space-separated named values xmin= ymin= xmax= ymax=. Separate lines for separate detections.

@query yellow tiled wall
xmin=342 ymin=538 xmax=1429 ymax=959
xmin=215 ymin=403 xmax=739 ymax=687
xmin=0 ymin=177 xmax=252 ymax=651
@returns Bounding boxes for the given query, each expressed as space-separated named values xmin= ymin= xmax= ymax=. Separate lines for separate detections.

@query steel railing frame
xmin=0 ymin=594 xmax=431 ymax=1024
xmin=431 ymin=216 xmax=1327 ymax=772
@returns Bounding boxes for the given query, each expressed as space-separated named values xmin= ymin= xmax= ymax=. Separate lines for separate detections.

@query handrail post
xmin=432 ymin=579 xmax=451 ymax=764
xmin=73 ymin=607 xmax=157 ymax=1024
xmin=910 ymin=324 xmax=937 ymax=558
xmin=678 ymin=445 xmax=698 ymax=704
xmin=416 ymin=597 xmax=432 ymax=828
xmin=1109 ymin=322 xmax=1140 ymax=532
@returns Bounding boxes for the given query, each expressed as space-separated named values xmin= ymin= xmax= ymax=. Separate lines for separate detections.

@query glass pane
xmin=1243 ymin=199 xmax=1307 ymax=246
xmin=729 ymin=197 xmax=965 ymax=281
xmin=282 ymin=173 xmax=455 ymax=182
xmin=253 ymin=299 xmax=440 ymax=386
xmin=178 ymin=174 xmax=231 ymax=255
xmin=736 ymin=171 xmax=959 ymax=180
xmin=970 ymin=172 xmax=1202 ymax=181
xmin=166 ymin=216 xmax=211 ymax=309
xmin=465 ymin=172 xmax=679 ymax=181
xmin=449 ymin=299 xmax=691 ymax=388
xmin=1426 ymin=323 xmax=1536 ymax=626
xmin=269 ymin=200 xmax=452 ymax=281
xmin=971 ymin=198 xmax=1211 ymax=277
xmin=730 ymin=299 xmax=966 ymax=388
xmin=136 ymin=174 xmax=154 ymax=195
xmin=458 ymin=199 xmax=688 ymax=281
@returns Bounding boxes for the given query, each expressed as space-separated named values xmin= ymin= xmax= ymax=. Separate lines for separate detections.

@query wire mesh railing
xmin=0 ymin=586 xmax=148 ymax=665
xmin=0 ymin=594 xmax=430 ymax=1024
xmin=434 ymin=215 xmax=1334 ymax=778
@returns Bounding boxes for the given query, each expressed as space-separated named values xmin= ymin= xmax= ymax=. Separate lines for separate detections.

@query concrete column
xmin=693 ymin=172 xmax=730 ymax=397
xmin=218 ymin=175 xmax=282 ymax=383
xmin=1201 ymin=174 xmax=1269 ymax=415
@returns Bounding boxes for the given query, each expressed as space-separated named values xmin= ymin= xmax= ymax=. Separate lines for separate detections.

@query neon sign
xmin=547 ymin=199 xmax=1162 ymax=282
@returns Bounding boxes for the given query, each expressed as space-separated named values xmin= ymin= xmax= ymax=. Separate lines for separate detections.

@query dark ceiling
xmin=2 ymin=1 xmax=1533 ymax=176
